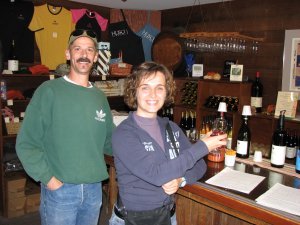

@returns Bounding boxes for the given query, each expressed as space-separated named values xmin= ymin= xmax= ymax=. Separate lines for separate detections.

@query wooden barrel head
xmin=152 ymin=31 xmax=183 ymax=72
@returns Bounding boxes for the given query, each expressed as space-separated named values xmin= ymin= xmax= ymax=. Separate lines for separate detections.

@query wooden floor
xmin=0 ymin=191 xmax=111 ymax=225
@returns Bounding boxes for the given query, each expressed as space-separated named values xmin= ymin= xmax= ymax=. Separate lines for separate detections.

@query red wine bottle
xmin=236 ymin=115 xmax=251 ymax=158
xmin=270 ymin=110 xmax=287 ymax=168
xmin=251 ymin=72 xmax=263 ymax=113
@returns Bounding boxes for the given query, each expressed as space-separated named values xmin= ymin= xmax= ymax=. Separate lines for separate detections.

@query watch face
xmin=180 ymin=178 xmax=187 ymax=187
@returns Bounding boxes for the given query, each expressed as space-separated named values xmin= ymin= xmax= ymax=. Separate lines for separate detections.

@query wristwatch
xmin=180 ymin=177 xmax=187 ymax=187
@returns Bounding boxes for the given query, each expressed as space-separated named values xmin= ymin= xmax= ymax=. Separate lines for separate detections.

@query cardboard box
xmin=7 ymin=209 xmax=24 ymax=218
xmin=7 ymin=196 xmax=26 ymax=211
xmin=7 ymin=190 xmax=25 ymax=199
xmin=6 ymin=176 xmax=26 ymax=193
xmin=25 ymin=193 xmax=40 ymax=213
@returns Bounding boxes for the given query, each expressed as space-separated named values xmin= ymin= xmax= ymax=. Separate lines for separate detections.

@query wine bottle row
xmin=180 ymin=81 xmax=197 ymax=106
xmin=161 ymin=107 xmax=174 ymax=121
xmin=179 ymin=109 xmax=233 ymax=147
xmin=204 ymin=95 xmax=239 ymax=112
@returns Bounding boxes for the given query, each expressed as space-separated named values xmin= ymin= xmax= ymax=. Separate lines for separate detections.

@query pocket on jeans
xmin=45 ymin=183 xmax=80 ymax=204
xmin=46 ymin=183 xmax=65 ymax=192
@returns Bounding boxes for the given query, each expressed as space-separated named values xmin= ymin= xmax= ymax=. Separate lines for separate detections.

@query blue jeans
xmin=40 ymin=182 xmax=102 ymax=225
xmin=109 ymin=204 xmax=177 ymax=225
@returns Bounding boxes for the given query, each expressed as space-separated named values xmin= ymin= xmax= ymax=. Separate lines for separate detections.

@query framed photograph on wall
xmin=282 ymin=30 xmax=300 ymax=99
xmin=230 ymin=64 xmax=243 ymax=82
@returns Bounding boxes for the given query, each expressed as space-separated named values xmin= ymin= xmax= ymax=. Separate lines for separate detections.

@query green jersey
xmin=16 ymin=77 xmax=113 ymax=185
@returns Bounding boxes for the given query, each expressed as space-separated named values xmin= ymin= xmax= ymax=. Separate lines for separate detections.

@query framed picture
xmin=282 ymin=30 xmax=300 ymax=99
xmin=223 ymin=60 xmax=237 ymax=78
xmin=192 ymin=64 xmax=203 ymax=77
xmin=230 ymin=64 xmax=243 ymax=82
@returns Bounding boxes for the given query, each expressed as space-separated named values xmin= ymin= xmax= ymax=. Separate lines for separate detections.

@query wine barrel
xmin=151 ymin=31 xmax=184 ymax=73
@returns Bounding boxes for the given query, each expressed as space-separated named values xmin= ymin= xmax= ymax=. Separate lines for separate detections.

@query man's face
xmin=66 ymin=37 xmax=98 ymax=75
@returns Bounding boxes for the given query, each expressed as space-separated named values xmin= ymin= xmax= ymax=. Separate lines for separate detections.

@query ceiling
xmin=70 ymin=0 xmax=230 ymax=10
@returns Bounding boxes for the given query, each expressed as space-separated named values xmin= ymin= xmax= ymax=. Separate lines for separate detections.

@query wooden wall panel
xmin=161 ymin=0 xmax=300 ymax=110
xmin=110 ymin=9 xmax=161 ymax=32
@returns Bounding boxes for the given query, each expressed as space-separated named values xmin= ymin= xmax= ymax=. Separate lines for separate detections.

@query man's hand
xmin=47 ymin=176 xmax=63 ymax=191
xmin=162 ymin=178 xmax=182 ymax=195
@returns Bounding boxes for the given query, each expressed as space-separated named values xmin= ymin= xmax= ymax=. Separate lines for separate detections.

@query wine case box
xmin=6 ymin=176 xmax=26 ymax=193
xmin=7 ymin=208 xmax=25 ymax=218
xmin=25 ymin=193 xmax=40 ymax=213
xmin=6 ymin=196 xmax=26 ymax=218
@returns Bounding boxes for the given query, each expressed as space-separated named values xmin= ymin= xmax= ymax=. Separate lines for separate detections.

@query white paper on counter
xmin=255 ymin=183 xmax=300 ymax=216
xmin=205 ymin=167 xmax=265 ymax=194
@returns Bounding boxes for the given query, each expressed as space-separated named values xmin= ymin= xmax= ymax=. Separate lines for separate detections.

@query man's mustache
xmin=77 ymin=58 xmax=91 ymax=63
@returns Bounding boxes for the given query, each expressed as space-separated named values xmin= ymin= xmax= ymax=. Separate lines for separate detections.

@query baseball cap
xmin=68 ymin=29 xmax=98 ymax=46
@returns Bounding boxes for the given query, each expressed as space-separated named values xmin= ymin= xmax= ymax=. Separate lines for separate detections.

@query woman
xmin=110 ymin=62 xmax=227 ymax=225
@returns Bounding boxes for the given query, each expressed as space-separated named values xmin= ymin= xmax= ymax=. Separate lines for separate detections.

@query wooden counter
xmin=104 ymin=155 xmax=300 ymax=225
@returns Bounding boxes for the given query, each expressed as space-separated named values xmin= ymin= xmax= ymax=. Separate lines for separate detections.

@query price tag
xmin=7 ymin=99 xmax=13 ymax=106
xmin=20 ymin=112 xmax=25 ymax=118
xmin=102 ymin=75 xmax=106 ymax=81
xmin=14 ymin=117 xmax=19 ymax=123
xmin=49 ymin=74 xmax=55 ymax=80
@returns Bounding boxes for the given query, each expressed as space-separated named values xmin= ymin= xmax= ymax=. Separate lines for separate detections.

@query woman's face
xmin=136 ymin=71 xmax=167 ymax=118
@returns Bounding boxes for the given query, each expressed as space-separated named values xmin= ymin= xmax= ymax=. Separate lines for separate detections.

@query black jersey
xmin=0 ymin=1 xmax=34 ymax=63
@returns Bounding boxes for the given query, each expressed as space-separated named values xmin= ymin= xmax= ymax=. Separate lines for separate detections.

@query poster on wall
xmin=282 ymin=30 xmax=300 ymax=99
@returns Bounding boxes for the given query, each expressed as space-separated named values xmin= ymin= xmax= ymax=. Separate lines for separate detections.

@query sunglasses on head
xmin=69 ymin=29 xmax=97 ymax=39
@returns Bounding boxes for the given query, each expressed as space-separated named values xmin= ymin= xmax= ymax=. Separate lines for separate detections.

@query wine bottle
xmin=184 ymin=111 xmax=191 ymax=137
xmin=0 ymin=40 xmax=3 ymax=73
xmin=8 ymin=39 xmax=19 ymax=72
xmin=169 ymin=108 xmax=174 ymax=121
xmin=189 ymin=111 xmax=197 ymax=142
xmin=236 ymin=106 xmax=251 ymax=158
xmin=270 ymin=110 xmax=287 ymax=168
xmin=200 ymin=120 xmax=206 ymax=140
xmin=251 ymin=71 xmax=263 ymax=113
xmin=165 ymin=108 xmax=170 ymax=119
xmin=226 ymin=120 xmax=233 ymax=149
xmin=286 ymin=130 xmax=296 ymax=159
xmin=179 ymin=111 xmax=186 ymax=131
xmin=0 ymin=80 xmax=7 ymax=100
xmin=296 ymin=134 xmax=300 ymax=174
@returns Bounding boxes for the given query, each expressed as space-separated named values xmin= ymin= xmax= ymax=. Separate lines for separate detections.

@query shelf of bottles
xmin=178 ymin=109 xmax=233 ymax=146
xmin=204 ymin=95 xmax=239 ymax=112
xmin=180 ymin=80 xmax=198 ymax=107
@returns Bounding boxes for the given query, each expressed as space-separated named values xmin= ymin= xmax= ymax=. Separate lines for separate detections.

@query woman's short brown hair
xmin=124 ymin=61 xmax=176 ymax=110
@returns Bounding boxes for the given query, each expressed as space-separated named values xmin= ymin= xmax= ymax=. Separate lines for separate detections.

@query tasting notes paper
xmin=205 ymin=167 xmax=265 ymax=194
xmin=256 ymin=183 xmax=300 ymax=216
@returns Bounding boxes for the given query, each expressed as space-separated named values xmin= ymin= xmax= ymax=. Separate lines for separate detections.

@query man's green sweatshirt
xmin=16 ymin=77 xmax=113 ymax=185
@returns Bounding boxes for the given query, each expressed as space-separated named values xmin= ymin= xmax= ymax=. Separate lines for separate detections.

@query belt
xmin=114 ymin=204 xmax=176 ymax=220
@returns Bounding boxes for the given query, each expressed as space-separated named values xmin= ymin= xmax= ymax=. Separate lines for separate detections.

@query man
xmin=16 ymin=29 xmax=114 ymax=225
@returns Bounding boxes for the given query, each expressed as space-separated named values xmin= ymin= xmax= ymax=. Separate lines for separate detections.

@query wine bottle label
xmin=270 ymin=145 xmax=286 ymax=165
xmin=8 ymin=59 xmax=19 ymax=71
xmin=286 ymin=147 xmax=296 ymax=158
xmin=250 ymin=97 xmax=262 ymax=107
xmin=237 ymin=140 xmax=248 ymax=154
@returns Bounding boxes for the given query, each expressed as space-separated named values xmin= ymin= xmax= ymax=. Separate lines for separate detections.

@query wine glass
xmin=208 ymin=102 xmax=227 ymax=162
